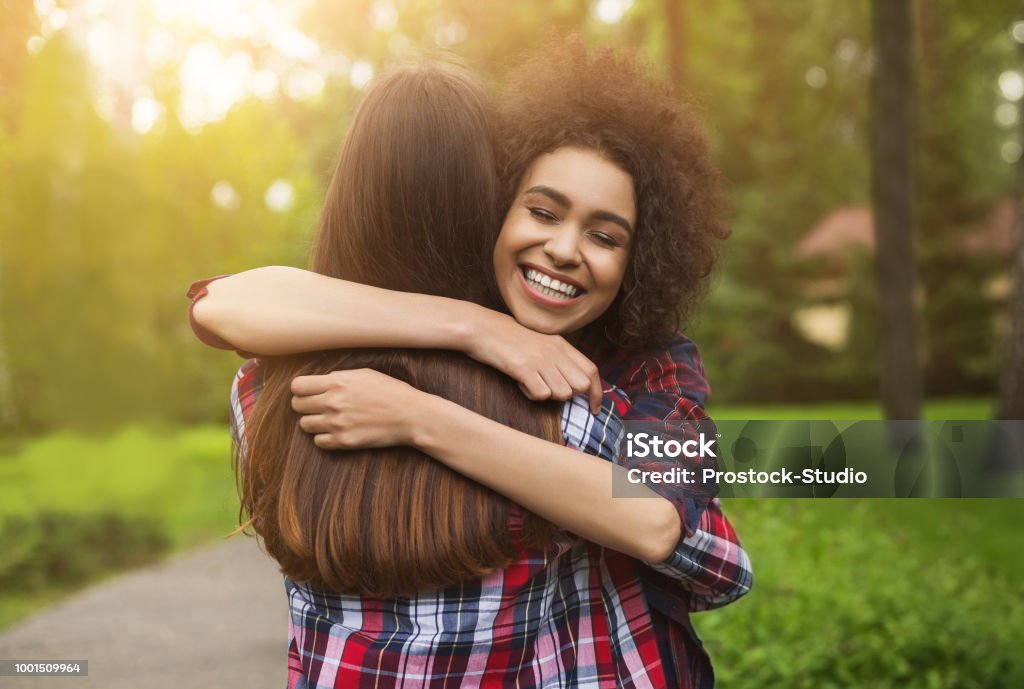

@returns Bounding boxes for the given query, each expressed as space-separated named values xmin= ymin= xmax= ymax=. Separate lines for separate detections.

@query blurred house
xmin=791 ymin=202 xmax=1016 ymax=352
xmin=797 ymin=206 xmax=876 ymax=263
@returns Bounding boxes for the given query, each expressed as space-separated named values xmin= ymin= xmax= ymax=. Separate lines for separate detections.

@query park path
xmin=0 ymin=538 xmax=288 ymax=688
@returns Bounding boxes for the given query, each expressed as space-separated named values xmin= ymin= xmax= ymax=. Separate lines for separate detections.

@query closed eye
xmin=528 ymin=207 xmax=558 ymax=223
xmin=588 ymin=231 xmax=621 ymax=248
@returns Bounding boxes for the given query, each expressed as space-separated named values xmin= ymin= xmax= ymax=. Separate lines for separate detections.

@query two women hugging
xmin=188 ymin=36 xmax=751 ymax=689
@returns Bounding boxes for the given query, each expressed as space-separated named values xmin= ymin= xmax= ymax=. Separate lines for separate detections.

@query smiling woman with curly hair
xmin=495 ymin=36 xmax=729 ymax=349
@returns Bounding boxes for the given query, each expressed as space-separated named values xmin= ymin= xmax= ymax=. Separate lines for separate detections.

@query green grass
xmin=693 ymin=499 xmax=1024 ymax=688
xmin=696 ymin=399 xmax=1022 ymax=686
xmin=710 ymin=397 xmax=993 ymax=420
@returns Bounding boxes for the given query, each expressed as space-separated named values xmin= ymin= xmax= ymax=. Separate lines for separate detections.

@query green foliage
xmin=0 ymin=2 xmax=1020 ymax=424
xmin=0 ymin=512 xmax=170 ymax=593
xmin=695 ymin=499 xmax=1024 ymax=689
xmin=0 ymin=425 xmax=239 ymax=628
xmin=678 ymin=0 xmax=1020 ymax=404
xmin=710 ymin=397 xmax=992 ymax=420
xmin=0 ymin=36 xmax=321 ymax=432
xmin=679 ymin=1 xmax=881 ymax=404
xmin=2 ymin=418 xmax=1019 ymax=689
xmin=915 ymin=0 xmax=1021 ymax=398
xmin=0 ymin=425 xmax=238 ymax=541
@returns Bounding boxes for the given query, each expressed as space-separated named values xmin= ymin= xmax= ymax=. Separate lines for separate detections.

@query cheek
xmin=601 ymin=255 xmax=630 ymax=297
xmin=492 ymin=230 xmax=512 ymax=272
xmin=493 ymin=220 xmax=526 ymax=271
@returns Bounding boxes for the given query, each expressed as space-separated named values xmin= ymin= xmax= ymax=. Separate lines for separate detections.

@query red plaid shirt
xmin=230 ymin=361 xmax=749 ymax=689
xmin=580 ymin=332 xmax=750 ymax=689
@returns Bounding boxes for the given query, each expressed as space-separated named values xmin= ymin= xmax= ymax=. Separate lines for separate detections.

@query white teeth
xmin=523 ymin=268 xmax=579 ymax=299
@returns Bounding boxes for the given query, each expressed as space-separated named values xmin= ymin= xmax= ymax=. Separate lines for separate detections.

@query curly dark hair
xmin=496 ymin=36 xmax=729 ymax=349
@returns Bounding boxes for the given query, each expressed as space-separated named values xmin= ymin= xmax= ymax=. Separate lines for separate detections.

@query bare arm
xmin=191 ymin=266 xmax=478 ymax=355
xmin=291 ymin=369 xmax=681 ymax=563
xmin=412 ymin=395 xmax=681 ymax=562
xmin=190 ymin=266 xmax=603 ymax=410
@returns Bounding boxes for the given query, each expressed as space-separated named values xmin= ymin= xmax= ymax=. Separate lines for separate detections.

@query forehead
xmin=520 ymin=146 xmax=636 ymax=222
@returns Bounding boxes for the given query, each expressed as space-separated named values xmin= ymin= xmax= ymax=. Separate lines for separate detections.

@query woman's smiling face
xmin=493 ymin=146 xmax=635 ymax=338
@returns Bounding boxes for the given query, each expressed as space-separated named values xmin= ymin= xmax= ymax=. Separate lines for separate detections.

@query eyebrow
xmin=523 ymin=185 xmax=634 ymax=235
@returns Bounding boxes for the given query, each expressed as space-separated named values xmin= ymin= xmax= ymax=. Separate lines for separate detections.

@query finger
xmin=559 ymin=364 xmax=592 ymax=395
xmin=589 ymin=375 xmax=604 ymax=414
xmin=564 ymin=351 xmax=603 ymax=414
xmin=558 ymin=365 xmax=603 ymax=414
xmin=518 ymin=372 xmax=552 ymax=401
xmin=291 ymin=374 xmax=334 ymax=396
xmin=538 ymin=368 xmax=574 ymax=401
xmin=298 ymin=414 xmax=331 ymax=434
xmin=564 ymin=344 xmax=597 ymax=372
xmin=313 ymin=433 xmax=339 ymax=449
xmin=291 ymin=392 xmax=332 ymax=414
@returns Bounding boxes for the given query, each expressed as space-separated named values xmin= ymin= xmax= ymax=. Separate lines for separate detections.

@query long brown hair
xmin=241 ymin=62 xmax=560 ymax=597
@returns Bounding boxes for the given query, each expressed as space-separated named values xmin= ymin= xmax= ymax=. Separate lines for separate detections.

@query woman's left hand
xmin=290 ymin=369 xmax=426 ymax=449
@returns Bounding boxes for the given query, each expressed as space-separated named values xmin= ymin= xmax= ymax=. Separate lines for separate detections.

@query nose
xmin=543 ymin=225 xmax=582 ymax=266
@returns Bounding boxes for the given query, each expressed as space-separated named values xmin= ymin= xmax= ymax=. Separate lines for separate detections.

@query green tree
xmin=916 ymin=0 xmax=1020 ymax=398
xmin=0 ymin=35 xmax=320 ymax=430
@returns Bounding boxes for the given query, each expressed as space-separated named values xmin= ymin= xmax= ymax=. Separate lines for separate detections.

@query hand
xmin=464 ymin=311 xmax=603 ymax=413
xmin=290 ymin=369 xmax=427 ymax=450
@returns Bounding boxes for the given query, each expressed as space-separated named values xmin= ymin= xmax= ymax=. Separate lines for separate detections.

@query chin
xmin=525 ymin=319 xmax=564 ymax=335
xmin=516 ymin=311 xmax=569 ymax=336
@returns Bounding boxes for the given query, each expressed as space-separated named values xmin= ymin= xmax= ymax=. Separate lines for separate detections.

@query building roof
xmin=797 ymin=202 xmax=1017 ymax=259
xmin=796 ymin=206 xmax=874 ymax=258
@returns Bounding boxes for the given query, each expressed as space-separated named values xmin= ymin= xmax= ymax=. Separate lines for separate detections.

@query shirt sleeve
xmin=560 ymin=388 xmax=625 ymax=460
xmin=645 ymin=498 xmax=753 ymax=612
xmin=558 ymin=383 xmax=751 ymax=612
xmin=599 ymin=415 xmax=751 ymax=613
xmin=616 ymin=334 xmax=710 ymax=422
xmin=609 ymin=334 xmax=717 ymax=538
xmin=596 ymin=333 xmax=752 ymax=614
xmin=229 ymin=358 xmax=263 ymax=469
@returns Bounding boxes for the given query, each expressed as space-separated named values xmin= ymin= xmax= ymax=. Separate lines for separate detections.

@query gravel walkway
xmin=0 ymin=538 xmax=288 ymax=688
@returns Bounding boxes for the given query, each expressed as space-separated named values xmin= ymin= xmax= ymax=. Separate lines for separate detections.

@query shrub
xmin=694 ymin=500 xmax=1024 ymax=689
xmin=0 ymin=512 xmax=170 ymax=593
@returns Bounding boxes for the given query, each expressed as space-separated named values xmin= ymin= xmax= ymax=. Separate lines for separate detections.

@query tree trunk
xmin=870 ymin=0 xmax=923 ymax=419
xmin=999 ymin=218 xmax=1024 ymax=419
xmin=664 ymin=0 xmax=686 ymax=89
xmin=997 ymin=32 xmax=1024 ymax=420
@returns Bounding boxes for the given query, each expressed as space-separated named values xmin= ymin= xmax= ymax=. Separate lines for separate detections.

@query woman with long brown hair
xmin=240 ymin=62 xmax=567 ymax=598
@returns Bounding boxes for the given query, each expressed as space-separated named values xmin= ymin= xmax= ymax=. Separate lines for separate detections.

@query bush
xmin=0 ymin=426 xmax=238 ymax=628
xmin=0 ymin=512 xmax=170 ymax=592
xmin=694 ymin=500 xmax=1024 ymax=689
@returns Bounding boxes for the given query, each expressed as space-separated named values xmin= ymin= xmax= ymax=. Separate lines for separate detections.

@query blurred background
xmin=1 ymin=1 xmax=1022 ymax=687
